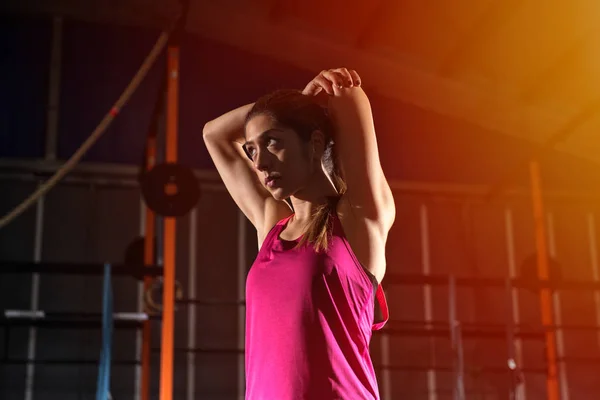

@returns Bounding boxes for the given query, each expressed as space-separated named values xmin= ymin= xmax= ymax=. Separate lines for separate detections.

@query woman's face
xmin=244 ymin=114 xmax=314 ymax=201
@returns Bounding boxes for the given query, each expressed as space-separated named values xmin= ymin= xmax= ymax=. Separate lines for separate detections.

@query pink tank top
xmin=245 ymin=213 xmax=389 ymax=400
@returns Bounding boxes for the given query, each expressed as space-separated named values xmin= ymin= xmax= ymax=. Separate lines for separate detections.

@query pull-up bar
xmin=0 ymin=261 xmax=163 ymax=278
xmin=384 ymin=272 xmax=600 ymax=291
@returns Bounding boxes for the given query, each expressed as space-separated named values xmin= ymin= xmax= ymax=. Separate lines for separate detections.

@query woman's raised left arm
xmin=303 ymin=68 xmax=395 ymax=226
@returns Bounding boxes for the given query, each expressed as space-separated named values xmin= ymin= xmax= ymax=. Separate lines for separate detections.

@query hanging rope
xmin=0 ymin=31 xmax=169 ymax=230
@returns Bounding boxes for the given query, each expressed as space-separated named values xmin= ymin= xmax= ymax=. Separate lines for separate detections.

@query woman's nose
xmin=253 ymin=149 xmax=270 ymax=171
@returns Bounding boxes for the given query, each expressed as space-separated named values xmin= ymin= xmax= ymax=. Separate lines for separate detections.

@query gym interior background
xmin=2 ymin=1 xmax=600 ymax=399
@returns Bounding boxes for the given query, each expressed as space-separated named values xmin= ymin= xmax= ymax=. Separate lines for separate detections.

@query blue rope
xmin=96 ymin=263 xmax=113 ymax=400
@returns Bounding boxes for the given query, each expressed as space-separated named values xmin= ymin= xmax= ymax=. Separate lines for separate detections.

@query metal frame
xmin=448 ymin=276 xmax=466 ymax=400
xmin=4 ymin=170 xmax=600 ymax=398
xmin=5 ymin=157 xmax=600 ymax=201
xmin=24 ymin=181 xmax=44 ymax=400
xmin=380 ymin=273 xmax=600 ymax=398
xmin=135 ymin=195 xmax=146 ymax=400
xmin=588 ymin=213 xmax=600 ymax=352
xmin=504 ymin=207 xmax=527 ymax=399
xmin=420 ymin=204 xmax=437 ymax=400
xmin=187 ymin=207 xmax=197 ymax=400
xmin=546 ymin=212 xmax=569 ymax=400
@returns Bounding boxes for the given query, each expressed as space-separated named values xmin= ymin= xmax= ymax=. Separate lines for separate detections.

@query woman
xmin=203 ymin=68 xmax=395 ymax=400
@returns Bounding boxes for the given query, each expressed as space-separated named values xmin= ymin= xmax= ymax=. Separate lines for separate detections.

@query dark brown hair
xmin=245 ymin=89 xmax=346 ymax=252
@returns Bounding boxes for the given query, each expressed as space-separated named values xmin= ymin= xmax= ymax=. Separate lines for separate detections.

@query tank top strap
xmin=372 ymin=284 xmax=389 ymax=331
xmin=260 ymin=214 xmax=294 ymax=250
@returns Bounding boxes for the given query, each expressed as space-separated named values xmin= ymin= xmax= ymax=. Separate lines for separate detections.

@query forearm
xmin=203 ymin=103 xmax=254 ymax=144
xmin=328 ymin=87 xmax=375 ymax=144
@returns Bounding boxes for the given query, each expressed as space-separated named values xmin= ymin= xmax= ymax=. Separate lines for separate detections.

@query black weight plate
xmin=141 ymin=163 xmax=200 ymax=217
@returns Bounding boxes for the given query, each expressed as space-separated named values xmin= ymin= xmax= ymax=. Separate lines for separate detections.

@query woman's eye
xmin=267 ymin=138 xmax=278 ymax=147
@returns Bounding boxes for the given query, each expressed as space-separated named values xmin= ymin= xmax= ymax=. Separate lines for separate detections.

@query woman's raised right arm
xmin=202 ymin=104 xmax=291 ymax=237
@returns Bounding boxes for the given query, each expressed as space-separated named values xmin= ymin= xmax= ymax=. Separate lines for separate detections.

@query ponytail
xmin=298 ymin=143 xmax=346 ymax=252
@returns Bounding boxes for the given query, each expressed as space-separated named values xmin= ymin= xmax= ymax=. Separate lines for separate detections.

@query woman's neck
xmin=289 ymin=171 xmax=338 ymax=222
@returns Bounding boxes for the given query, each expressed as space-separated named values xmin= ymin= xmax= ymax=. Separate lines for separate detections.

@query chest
xmin=250 ymin=243 xmax=328 ymax=284
xmin=246 ymin=246 xmax=330 ymax=317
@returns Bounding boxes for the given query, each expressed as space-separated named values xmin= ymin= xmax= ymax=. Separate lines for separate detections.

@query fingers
xmin=333 ymin=67 xmax=355 ymax=86
xmin=322 ymin=70 xmax=350 ymax=89
xmin=312 ymin=74 xmax=335 ymax=95
xmin=324 ymin=68 xmax=361 ymax=87
xmin=348 ymin=69 xmax=361 ymax=86
xmin=303 ymin=68 xmax=362 ymax=98
xmin=301 ymin=80 xmax=323 ymax=97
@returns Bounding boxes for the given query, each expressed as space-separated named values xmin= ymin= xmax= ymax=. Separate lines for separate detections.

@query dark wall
xmin=56 ymin=19 xmax=311 ymax=169
xmin=2 ymin=14 xmax=600 ymax=400
xmin=0 ymin=16 xmax=51 ymax=158
xmin=2 ymin=175 xmax=600 ymax=398
xmin=2 ymin=15 xmax=600 ymax=189
xmin=0 ymin=178 xmax=245 ymax=399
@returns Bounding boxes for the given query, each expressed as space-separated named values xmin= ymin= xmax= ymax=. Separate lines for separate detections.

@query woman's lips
xmin=265 ymin=176 xmax=281 ymax=188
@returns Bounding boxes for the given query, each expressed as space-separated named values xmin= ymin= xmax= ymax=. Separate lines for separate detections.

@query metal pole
xmin=448 ymin=275 xmax=465 ymax=400
xmin=159 ymin=44 xmax=179 ymax=400
xmin=449 ymin=275 xmax=456 ymax=400
xmin=141 ymin=132 xmax=158 ymax=400
xmin=24 ymin=184 xmax=44 ymax=400
xmin=528 ymin=160 xmax=559 ymax=400
xmin=380 ymin=330 xmax=391 ymax=400
xmin=135 ymin=196 xmax=146 ymax=400
xmin=187 ymin=208 xmax=197 ymax=400
xmin=420 ymin=205 xmax=437 ymax=400
xmin=455 ymin=323 xmax=465 ymax=400
xmin=587 ymin=213 xmax=600 ymax=352
xmin=26 ymin=16 xmax=61 ymax=396
xmin=504 ymin=208 xmax=527 ymax=399
xmin=546 ymin=213 xmax=569 ymax=400
xmin=505 ymin=278 xmax=518 ymax=400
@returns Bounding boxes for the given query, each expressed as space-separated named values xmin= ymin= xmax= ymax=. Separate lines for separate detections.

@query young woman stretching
xmin=203 ymin=68 xmax=395 ymax=399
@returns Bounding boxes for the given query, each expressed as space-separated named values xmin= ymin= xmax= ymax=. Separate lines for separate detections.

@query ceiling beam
xmin=187 ymin=2 xmax=565 ymax=143
xmin=545 ymin=96 xmax=600 ymax=148
xmin=437 ymin=0 xmax=523 ymax=78
xmin=4 ymin=0 xmax=594 ymax=163
xmin=519 ymin=31 xmax=588 ymax=102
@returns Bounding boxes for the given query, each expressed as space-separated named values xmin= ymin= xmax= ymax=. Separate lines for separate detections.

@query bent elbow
xmin=202 ymin=121 xmax=215 ymax=138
